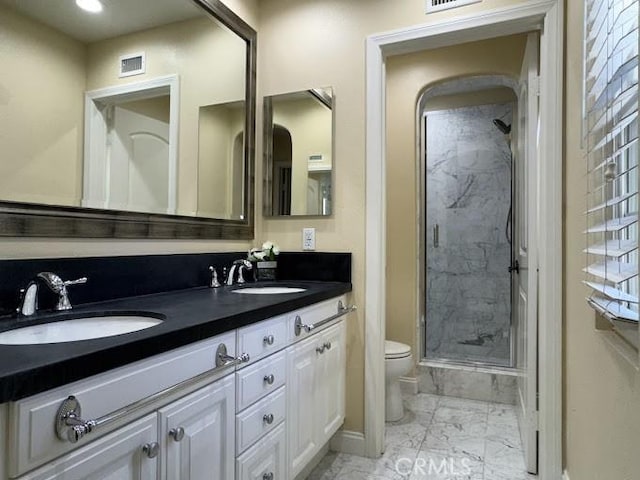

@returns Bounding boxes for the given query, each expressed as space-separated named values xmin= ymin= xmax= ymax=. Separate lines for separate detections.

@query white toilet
xmin=385 ymin=340 xmax=413 ymax=422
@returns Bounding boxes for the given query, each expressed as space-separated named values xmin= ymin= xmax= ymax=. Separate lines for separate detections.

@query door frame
xmin=83 ymin=75 xmax=179 ymax=214
xmin=364 ymin=1 xmax=563 ymax=479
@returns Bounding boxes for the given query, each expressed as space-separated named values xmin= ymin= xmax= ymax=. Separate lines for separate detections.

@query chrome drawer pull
xmin=263 ymin=413 xmax=275 ymax=425
xmin=216 ymin=343 xmax=250 ymax=367
xmin=263 ymin=473 xmax=274 ymax=480
xmin=294 ymin=301 xmax=357 ymax=336
xmin=143 ymin=442 xmax=160 ymax=459
xmin=169 ymin=427 xmax=185 ymax=442
xmin=263 ymin=334 xmax=275 ymax=346
xmin=264 ymin=374 xmax=275 ymax=385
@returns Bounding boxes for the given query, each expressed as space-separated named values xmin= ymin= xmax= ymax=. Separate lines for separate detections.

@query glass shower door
xmin=424 ymin=103 xmax=513 ymax=367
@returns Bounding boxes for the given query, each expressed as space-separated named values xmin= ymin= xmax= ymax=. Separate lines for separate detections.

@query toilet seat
xmin=385 ymin=340 xmax=411 ymax=359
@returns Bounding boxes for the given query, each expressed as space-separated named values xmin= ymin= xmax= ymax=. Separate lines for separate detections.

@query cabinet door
xmin=159 ymin=375 xmax=235 ymax=480
xmin=317 ymin=321 xmax=346 ymax=441
xmin=236 ymin=423 xmax=286 ymax=480
xmin=286 ymin=334 xmax=319 ymax=478
xmin=21 ymin=414 xmax=158 ymax=480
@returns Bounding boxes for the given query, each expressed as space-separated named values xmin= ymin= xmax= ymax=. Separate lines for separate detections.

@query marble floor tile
xmin=484 ymin=438 xmax=525 ymax=470
xmin=333 ymin=446 xmax=419 ymax=480
xmin=307 ymin=393 xmax=530 ymax=480
xmin=409 ymin=450 xmax=484 ymax=480
xmin=422 ymin=422 xmax=486 ymax=460
xmin=487 ymin=404 xmax=518 ymax=427
xmin=483 ymin=462 xmax=536 ymax=480
xmin=404 ymin=393 xmax=441 ymax=414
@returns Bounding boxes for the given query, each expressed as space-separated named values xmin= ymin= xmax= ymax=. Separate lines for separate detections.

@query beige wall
xmin=385 ymin=35 xmax=526 ymax=374
xmin=0 ymin=4 xmax=86 ymax=207
xmin=197 ymin=103 xmax=245 ymax=219
xmin=257 ymin=0 xmax=527 ymax=433
xmin=564 ymin=1 xmax=640 ymax=478
xmin=272 ymin=97 xmax=332 ymax=214
xmin=87 ymin=16 xmax=246 ymax=217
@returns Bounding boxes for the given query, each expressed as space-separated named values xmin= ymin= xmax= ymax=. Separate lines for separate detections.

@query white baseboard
xmin=563 ymin=470 xmax=570 ymax=480
xmin=399 ymin=376 xmax=418 ymax=395
xmin=330 ymin=430 xmax=366 ymax=456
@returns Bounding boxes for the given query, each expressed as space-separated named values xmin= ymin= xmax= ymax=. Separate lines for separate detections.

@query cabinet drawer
xmin=236 ymin=386 xmax=286 ymax=455
xmin=8 ymin=331 xmax=236 ymax=477
xmin=236 ymin=423 xmax=287 ymax=480
xmin=18 ymin=413 xmax=158 ymax=480
xmin=236 ymin=351 xmax=286 ymax=411
xmin=289 ymin=295 xmax=347 ymax=342
xmin=237 ymin=314 xmax=289 ymax=366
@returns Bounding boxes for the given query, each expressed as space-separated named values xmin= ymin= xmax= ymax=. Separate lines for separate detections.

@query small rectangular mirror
xmin=263 ymin=88 xmax=333 ymax=216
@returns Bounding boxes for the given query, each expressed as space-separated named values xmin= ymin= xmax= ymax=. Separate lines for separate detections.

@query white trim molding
xmin=330 ymin=430 xmax=366 ymax=457
xmin=562 ymin=471 xmax=571 ymax=480
xmin=365 ymin=2 xmax=563 ymax=479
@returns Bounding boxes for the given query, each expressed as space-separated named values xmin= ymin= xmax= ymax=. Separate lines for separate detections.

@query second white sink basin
xmin=232 ymin=287 xmax=307 ymax=295
xmin=0 ymin=315 xmax=164 ymax=345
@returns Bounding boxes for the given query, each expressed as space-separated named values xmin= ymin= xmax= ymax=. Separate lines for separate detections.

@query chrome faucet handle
xmin=209 ymin=266 xmax=221 ymax=288
xmin=237 ymin=263 xmax=253 ymax=284
xmin=37 ymin=273 xmax=87 ymax=311
xmin=64 ymin=277 xmax=88 ymax=287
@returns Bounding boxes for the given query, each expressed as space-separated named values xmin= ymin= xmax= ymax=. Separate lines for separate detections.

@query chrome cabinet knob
xmin=263 ymin=374 xmax=275 ymax=385
xmin=169 ymin=427 xmax=185 ymax=442
xmin=324 ymin=341 xmax=332 ymax=350
xmin=263 ymin=473 xmax=274 ymax=480
xmin=316 ymin=345 xmax=325 ymax=354
xmin=239 ymin=352 xmax=251 ymax=363
xmin=263 ymin=413 xmax=274 ymax=425
xmin=263 ymin=334 xmax=275 ymax=346
xmin=143 ymin=442 xmax=160 ymax=458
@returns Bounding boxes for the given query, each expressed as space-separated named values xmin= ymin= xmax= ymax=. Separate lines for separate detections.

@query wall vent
xmin=119 ymin=52 xmax=146 ymax=78
xmin=425 ymin=0 xmax=481 ymax=14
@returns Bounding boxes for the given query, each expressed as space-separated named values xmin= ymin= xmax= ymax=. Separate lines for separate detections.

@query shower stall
xmin=423 ymin=102 xmax=514 ymax=367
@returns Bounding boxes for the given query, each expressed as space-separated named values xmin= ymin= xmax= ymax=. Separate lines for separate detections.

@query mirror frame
xmin=263 ymin=89 xmax=334 ymax=217
xmin=0 ymin=0 xmax=256 ymax=240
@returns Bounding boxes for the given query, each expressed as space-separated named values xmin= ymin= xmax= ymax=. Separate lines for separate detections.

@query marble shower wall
xmin=425 ymin=103 xmax=513 ymax=366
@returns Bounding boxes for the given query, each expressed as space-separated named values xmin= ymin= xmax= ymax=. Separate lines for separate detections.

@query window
xmin=584 ymin=0 xmax=639 ymax=350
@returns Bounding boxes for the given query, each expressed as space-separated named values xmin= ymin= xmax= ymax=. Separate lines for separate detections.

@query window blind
xmin=584 ymin=0 xmax=639 ymax=345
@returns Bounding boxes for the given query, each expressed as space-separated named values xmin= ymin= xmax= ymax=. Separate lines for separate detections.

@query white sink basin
xmin=232 ymin=287 xmax=307 ymax=295
xmin=0 ymin=315 xmax=163 ymax=345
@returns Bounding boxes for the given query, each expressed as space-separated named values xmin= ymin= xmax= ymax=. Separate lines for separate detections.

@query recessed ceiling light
xmin=75 ymin=0 xmax=103 ymax=13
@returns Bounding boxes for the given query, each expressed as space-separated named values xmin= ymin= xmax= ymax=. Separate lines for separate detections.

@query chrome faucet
xmin=17 ymin=272 xmax=87 ymax=316
xmin=226 ymin=260 xmax=252 ymax=286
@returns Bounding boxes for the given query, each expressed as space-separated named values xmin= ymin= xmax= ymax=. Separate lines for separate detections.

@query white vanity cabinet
xmin=0 ymin=294 xmax=351 ymax=480
xmin=287 ymin=321 xmax=346 ymax=479
xmin=159 ymin=375 xmax=235 ymax=480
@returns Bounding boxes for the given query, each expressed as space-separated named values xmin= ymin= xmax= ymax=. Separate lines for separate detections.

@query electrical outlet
xmin=302 ymin=228 xmax=316 ymax=251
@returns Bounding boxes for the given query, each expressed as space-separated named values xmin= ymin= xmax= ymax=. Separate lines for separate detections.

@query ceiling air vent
xmin=425 ymin=0 xmax=481 ymax=14
xmin=119 ymin=52 xmax=145 ymax=78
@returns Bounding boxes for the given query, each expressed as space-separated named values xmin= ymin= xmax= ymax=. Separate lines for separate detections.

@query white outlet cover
xmin=302 ymin=228 xmax=316 ymax=251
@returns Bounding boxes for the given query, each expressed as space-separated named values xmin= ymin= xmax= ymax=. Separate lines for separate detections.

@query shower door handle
xmin=433 ymin=224 xmax=439 ymax=248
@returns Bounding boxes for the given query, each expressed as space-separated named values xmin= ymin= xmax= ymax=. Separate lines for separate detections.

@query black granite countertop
xmin=0 ymin=281 xmax=351 ymax=403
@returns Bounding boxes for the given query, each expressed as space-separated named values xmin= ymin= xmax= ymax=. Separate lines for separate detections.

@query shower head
xmin=493 ymin=119 xmax=512 ymax=135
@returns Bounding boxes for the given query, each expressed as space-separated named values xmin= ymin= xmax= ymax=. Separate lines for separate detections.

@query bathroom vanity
xmin=0 ymin=276 xmax=352 ymax=480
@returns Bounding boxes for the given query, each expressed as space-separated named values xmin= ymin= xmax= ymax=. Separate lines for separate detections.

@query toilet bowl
xmin=385 ymin=340 xmax=413 ymax=422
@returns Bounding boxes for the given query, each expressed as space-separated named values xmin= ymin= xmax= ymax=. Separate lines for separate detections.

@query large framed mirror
xmin=263 ymin=88 xmax=333 ymax=217
xmin=0 ymin=0 xmax=255 ymax=239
